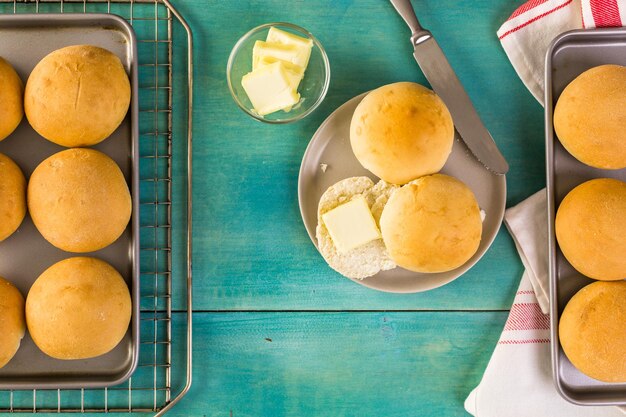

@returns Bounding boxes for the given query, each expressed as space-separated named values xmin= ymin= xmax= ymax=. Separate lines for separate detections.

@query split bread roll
xmin=555 ymin=178 xmax=626 ymax=281
xmin=553 ymin=64 xmax=626 ymax=169
xmin=25 ymin=45 xmax=130 ymax=147
xmin=0 ymin=277 xmax=25 ymax=369
xmin=350 ymin=82 xmax=454 ymax=185
xmin=316 ymin=176 xmax=397 ymax=279
xmin=0 ymin=153 xmax=26 ymax=242
xmin=28 ymin=148 xmax=131 ymax=253
xmin=559 ymin=280 xmax=626 ymax=383
xmin=0 ymin=57 xmax=24 ymax=141
xmin=380 ymin=174 xmax=482 ymax=273
xmin=26 ymin=257 xmax=132 ymax=360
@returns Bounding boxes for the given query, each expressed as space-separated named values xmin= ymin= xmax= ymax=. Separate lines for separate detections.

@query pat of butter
xmin=253 ymin=40 xmax=310 ymax=71
xmin=256 ymin=55 xmax=304 ymax=90
xmin=266 ymin=27 xmax=313 ymax=68
xmin=241 ymin=61 xmax=300 ymax=116
xmin=322 ymin=196 xmax=381 ymax=253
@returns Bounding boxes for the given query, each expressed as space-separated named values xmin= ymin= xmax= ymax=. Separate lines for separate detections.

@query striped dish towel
xmin=464 ymin=193 xmax=626 ymax=417
xmin=498 ymin=0 xmax=626 ymax=104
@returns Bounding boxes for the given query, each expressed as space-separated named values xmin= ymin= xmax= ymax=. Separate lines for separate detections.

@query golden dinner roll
xmin=0 ymin=153 xmax=26 ymax=242
xmin=0 ymin=277 xmax=25 ymax=368
xmin=555 ymin=178 xmax=626 ymax=281
xmin=0 ymin=57 xmax=23 ymax=141
xmin=25 ymin=45 xmax=130 ymax=147
xmin=26 ymin=257 xmax=131 ymax=360
xmin=559 ymin=280 xmax=626 ymax=383
xmin=553 ymin=64 xmax=626 ymax=169
xmin=380 ymin=174 xmax=482 ymax=273
xmin=28 ymin=148 xmax=131 ymax=253
xmin=350 ymin=82 xmax=454 ymax=185
xmin=316 ymin=177 xmax=397 ymax=279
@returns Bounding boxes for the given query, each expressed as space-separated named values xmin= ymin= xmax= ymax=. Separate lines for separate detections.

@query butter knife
xmin=390 ymin=0 xmax=509 ymax=175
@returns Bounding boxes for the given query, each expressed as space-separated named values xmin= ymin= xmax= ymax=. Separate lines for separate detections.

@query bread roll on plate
xmin=0 ymin=276 xmax=25 ymax=369
xmin=26 ymin=257 xmax=131 ymax=360
xmin=0 ymin=153 xmax=26 ymax=242
xmin=0 ymin=57 xmax=23 ymax=141
xmin=555 ymin=178 xmax=626 ymax=281
xmin=350 ymin=82 xmax=454 ymax=185
xmin=316 ymin=176 xmax=397 ymax=279
xmin=380 ymin=174 xmax=482 ymax=273
xmin=553 ymin=64 xmax=626 ymax=169
xmin=25 ymin=45 xmax=130 ymax=147
xmin=28 ymin=148 xmax=131 ymax=253
xmin=559 ymin=280 xmax=626 ymax=383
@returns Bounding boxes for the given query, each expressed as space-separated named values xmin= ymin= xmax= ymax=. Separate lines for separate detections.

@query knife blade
xmin=390 ymin=0 xmax=509 ymax=175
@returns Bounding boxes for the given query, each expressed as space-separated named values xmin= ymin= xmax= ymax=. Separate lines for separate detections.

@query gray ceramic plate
xmin=298 ymin=92 xmax=506 ymax=293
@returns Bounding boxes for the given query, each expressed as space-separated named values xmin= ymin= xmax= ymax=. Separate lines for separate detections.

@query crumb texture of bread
xmin=555 ymin=178 xmax=626 ymax=281
xmin=559 ymin=280 xmax=626 ymax=382
xmin=316 ymin=176 xmax=397 ymax=279
xmin=25 ymin=257 xmax=131 ymax=360
xmin=28 ymin=148 xmax=131 ymax=253
xmin=24 ymin=45 xmax=130 ymax=147
xmin=0 ymin=276 xmax=25 ymax=368
xmin=554 ymin=64 xmax=626 ymax=169
xmin=0 ymin=153 xmax=26 ymax=242
xmin=0 ymin=57 xmax=24 ymax=141
xmin=380 ymin=174 xmax=482 ymax=273
xmin=350 ymin=82 xmax=454 ymax=185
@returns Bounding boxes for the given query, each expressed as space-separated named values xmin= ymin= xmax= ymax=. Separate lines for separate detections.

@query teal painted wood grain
xmin=170 ymin=311 xmax=506 ymax=416
xmin=169 ymin=0 xmax=540 ymax=310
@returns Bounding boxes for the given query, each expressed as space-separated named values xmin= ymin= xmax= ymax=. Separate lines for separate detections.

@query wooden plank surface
xmin=170 ymin=0 xmax=543 ymax=311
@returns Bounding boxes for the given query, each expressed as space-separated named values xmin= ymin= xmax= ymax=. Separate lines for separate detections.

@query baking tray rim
xmin=0 ymin=12 xmax=140 ymax=390
xmin=545 ymin=26 xmax=626 ymax=407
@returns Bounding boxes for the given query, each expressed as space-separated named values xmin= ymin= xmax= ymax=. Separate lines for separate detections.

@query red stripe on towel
xmin=498 ymin=339 xmax=550 ymax=345
xmin=504 ymin=303 xmax=550 ymax=331
xmin=508 ymin=0 xmax=551 ymax=20
xmin=499 ymin=0 xmax=574 ymax=39
xmin=589 ymin=0 xmax=623 ymax=26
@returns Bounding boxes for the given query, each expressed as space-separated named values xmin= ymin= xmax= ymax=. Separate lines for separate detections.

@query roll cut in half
xmin=559 ymin=280 xmax=626 ymax=383
xmin=350 ymin=82 xmax=454 ymax=185
xmin=25 ymin=45 xmax=131 ymax=147
xmin=26 ymin=257 xmax=132 ymax=360
xmin=555 ymin=178 xmax=626 ymax=281
xmin=380 ymin=174 xmax=482 ymax=273
xmin=28 ymin=148 xmax=131 ymax=253
xmin=553 ymin=64 xmax=626 ymax=169
xmin=0 ymin=277 xmax=25 ymax=369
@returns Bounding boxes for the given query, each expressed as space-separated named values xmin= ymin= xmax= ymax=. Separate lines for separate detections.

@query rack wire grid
xmin=0 ymin=0 xmax=193 ymax=414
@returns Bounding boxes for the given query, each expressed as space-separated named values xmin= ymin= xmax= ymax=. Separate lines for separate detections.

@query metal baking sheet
xmin=0 ymin=14 xmax=139 ymax=389
xmin=546 ymin=28 xmax=626 ymax=406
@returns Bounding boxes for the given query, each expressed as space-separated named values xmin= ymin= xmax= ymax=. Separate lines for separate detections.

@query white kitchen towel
xmin=464 ymin=195 xmax=626 ymax=417
xmin=497 ymin=0 xmax=626 ymax=104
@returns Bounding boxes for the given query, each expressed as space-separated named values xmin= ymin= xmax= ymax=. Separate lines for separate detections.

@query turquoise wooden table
xmin=3 ymin=0 xmax=546 ymax=415
xmin=168 ymin=0 xmax=544 ymax=415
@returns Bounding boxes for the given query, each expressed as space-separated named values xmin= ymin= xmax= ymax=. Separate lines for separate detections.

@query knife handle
xmin=389 ymin=0 xmax=431 ymax=44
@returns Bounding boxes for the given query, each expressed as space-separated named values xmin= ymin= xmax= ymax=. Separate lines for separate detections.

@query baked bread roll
xmin=28 ymin=148 xmax=131 ymax=253
xmin=316 ymin=176 xmax=397 ymax=279
xmin=559 ymin=280 xmax=626 ymax=383
xmin=0 ymin=277 xmax=25 ymax=368
xmin=553 ymin=64 xmax=626 ymax=169
xmin=350 ymin=82 xmax=454 ymax=185
xmin=26 ymin=257 xmax=132 ymax=360
xmin=555 ymin=178 xmax=626 ymax=281
xmin=24 ymin=45 xmax=130 ymax=147
xmin=380 ymin=174 xmax=482 ymax=273
xmin=0 ymin=57 xmax=23 ymax=141
xmin=0 ymin=153 xmax=26 ymax=242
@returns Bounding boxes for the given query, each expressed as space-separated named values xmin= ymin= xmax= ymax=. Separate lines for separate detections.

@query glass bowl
xmin=227 ymin=22 xmax=330 ymax=124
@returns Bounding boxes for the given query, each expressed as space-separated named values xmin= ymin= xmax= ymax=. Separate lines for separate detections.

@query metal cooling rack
xmin=0 ymin=0 xmax=193 ymax=414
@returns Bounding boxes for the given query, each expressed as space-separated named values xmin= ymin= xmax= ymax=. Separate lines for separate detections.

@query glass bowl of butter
xmin=227 ymin=22 xmax=330 ymax=124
